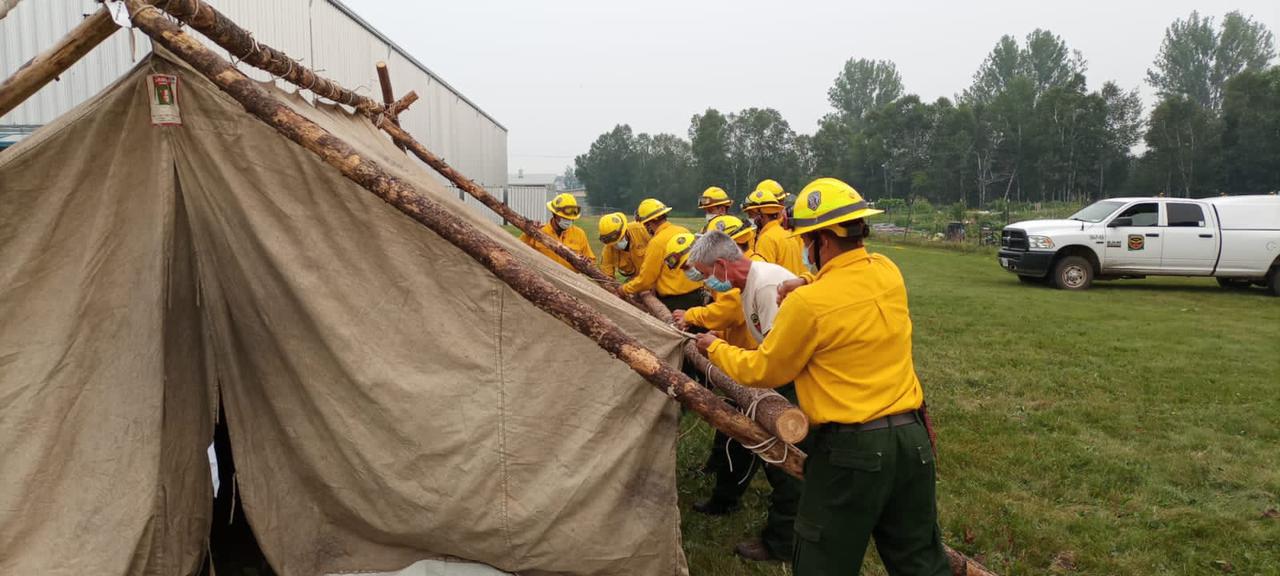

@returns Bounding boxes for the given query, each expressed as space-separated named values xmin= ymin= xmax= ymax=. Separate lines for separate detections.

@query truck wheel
xmin=1217 ymin=278 xmax=1252 ymax=290
xmin=1052 ymin=256 xmax=1093 ymax=291
xmin=1268 ymin=268 xmax=1280 ymax=297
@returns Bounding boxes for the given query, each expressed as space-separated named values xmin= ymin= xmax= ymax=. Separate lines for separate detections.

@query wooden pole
xmin=375 ymin=61 xmax=406 ymax=152
xmin=138 ymin=0 xmax=810 ymax=455
xmin=123 ymin=0 xmax=804 ymax=479
xmin=0 ymin=7 xmax=118 ymax=119
xmin=638 ymin=294 xmax=807 ymax=444
xmin=136 ymin=0 xmax=382 ymax=114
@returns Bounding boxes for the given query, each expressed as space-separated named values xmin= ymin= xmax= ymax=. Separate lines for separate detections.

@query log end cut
xmin=774 ymin=408 xmax=809 ymax=445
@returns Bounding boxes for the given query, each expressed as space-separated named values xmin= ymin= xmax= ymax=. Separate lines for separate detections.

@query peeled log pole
xmin=139 ymin=0 xmax=382 ymax=114
xmin=638 ymin=292 xmax=807 ymax=444
xmin=136 ymin=0 xmax=810 ymax=456
xmin=0 ymin=7 xmax=118 ymax=118
xmin=375 ymin=61 xmax=406 ymax=152
xmin=124 ymin=0 xmax=804 ymax=480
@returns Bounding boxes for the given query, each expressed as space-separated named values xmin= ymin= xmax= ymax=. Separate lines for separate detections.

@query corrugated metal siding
xmin=449 ymin=185 xmax=548 ymax=226
xmin=0 ymin=0 xmax=507 ymax=187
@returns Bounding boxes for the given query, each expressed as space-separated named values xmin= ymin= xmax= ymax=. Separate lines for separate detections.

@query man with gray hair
xmin=677 ymin=231 xmax=802 ymax=563
xmin=683 ymin=231 xmax=796 ymax=344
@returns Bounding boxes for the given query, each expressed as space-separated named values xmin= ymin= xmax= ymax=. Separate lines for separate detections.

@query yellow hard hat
xmin=743 ymin=189 xmax=784 ymax=214
xmin=636 ymin=198 xmax=673 ymax=224
xmin=707 ymin=214 xmax=755 ymax=246
xmin=698 ymin=186 xmax=732 ymax=210
xmin=789 ymin=177 xmax=883 ymax=237
xmin=597 ymin=212 xmax=629 ymax=245
xmin=663 ymin=232 xmax=697 ymax=270
xmin=547 ymin=193 xmax=582 ymax=220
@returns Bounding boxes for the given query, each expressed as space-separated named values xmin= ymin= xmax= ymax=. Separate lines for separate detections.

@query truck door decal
xmin=1128 ymin=235 xmax=1145 ymax=251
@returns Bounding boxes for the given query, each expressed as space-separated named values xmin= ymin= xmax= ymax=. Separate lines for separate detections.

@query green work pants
xmin=704 ymin=383 xmax=804 ymax=560
xmin=793 ymin=418 xmax=949 ymax=576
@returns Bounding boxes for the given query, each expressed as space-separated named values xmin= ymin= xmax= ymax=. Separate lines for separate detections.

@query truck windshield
xmin=1069 ymin=201 xmax=1125 ymax=223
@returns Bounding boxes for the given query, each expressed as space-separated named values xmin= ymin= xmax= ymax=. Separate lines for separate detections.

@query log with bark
xmin=124 ymin=0 xmax=805 ymax=480
xmin=133 ymin=0 xmax=810 ymax=452
xmin=637 ymin=292 xmax=807 ymax=444
xmin=375 ymin=61 xmax=406 ymax=152
xmin=129 ymin=3 xmax=994 ymax=572
xmin=0 ymin=7 xmax=119 ymax=118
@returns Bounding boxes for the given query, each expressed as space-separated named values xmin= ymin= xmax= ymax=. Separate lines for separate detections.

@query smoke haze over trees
xmin=574 ymin=10 xmax=1278 ymax=212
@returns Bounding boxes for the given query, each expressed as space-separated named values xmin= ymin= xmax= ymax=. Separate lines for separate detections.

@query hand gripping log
xmin=123 ymin=0 xmax=805 ymax=479
xmin=138 ymin=0 xmax=809 ymax=446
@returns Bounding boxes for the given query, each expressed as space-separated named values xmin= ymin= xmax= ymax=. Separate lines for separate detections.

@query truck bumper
xmin=998 ymin=249 xmax=1054 ymax=277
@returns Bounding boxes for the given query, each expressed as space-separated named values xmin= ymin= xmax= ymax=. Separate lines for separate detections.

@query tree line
xmin=573 ymin=10 xmax=1278 ymax=213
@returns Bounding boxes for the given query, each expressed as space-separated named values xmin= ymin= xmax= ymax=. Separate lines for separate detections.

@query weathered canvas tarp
xmin=0 ymin=55 xmax=687 ymax=576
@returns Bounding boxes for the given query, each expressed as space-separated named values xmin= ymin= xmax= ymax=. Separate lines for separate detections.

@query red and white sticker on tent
xmin=148 ymin=74 xmax=182 ymax=126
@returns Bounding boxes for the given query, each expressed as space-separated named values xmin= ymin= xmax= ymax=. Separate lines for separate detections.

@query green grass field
xmin=675 ymin=239 xmax=1280 ymax=576
xmin=517 ymin=217 xmax=1279 ymax=575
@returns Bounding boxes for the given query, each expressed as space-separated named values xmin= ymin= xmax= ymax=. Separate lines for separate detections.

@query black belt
xmin=819 ymin=411 xmax=921 ymax=433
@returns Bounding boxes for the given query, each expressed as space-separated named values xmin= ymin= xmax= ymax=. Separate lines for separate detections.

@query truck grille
xmin=1001 ymin=229 xmax=1028 ymax=250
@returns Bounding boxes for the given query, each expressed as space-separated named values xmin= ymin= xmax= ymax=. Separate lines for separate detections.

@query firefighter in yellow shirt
xmin=621 ymin=198 xmax=702 ymax=311
xmin=696 ymin=178 xmax=949 ymax=576
xmin=596 ymin=212 xmax=650 ymax=281
xmin=743 ymin=188 xmax=806 ymax=276
xmin=666 ymin=233 xmax=757 ymax=351
xmin=755 ymin=178 xmax=790 ymax=206
xmin=520 ymin=193 xmax=594 ymax=271
xmin=707 ymin=215 xmax=765 ymax=262
xmin=697 ymin=186 xmax=734 ymax=232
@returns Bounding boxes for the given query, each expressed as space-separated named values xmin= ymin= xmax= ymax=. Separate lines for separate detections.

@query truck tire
xmin=1052 ymin=256 xmax=1093 ymax=291
xmin=1269 ymin=267 xmax=1280 ymax=297
xmin=1217 ymin=278 xmax=1252 ymax=290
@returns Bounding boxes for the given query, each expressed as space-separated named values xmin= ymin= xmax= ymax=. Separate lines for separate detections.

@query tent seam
xmin=495 ymin=285 xmax=513 ymax=552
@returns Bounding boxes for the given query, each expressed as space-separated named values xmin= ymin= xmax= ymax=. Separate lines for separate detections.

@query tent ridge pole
xmin=123 ymin=0 xmax=806 ymax=479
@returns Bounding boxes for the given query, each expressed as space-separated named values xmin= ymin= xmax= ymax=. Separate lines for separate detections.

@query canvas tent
xmin=0 ymin=53 xmax=689 ymax=575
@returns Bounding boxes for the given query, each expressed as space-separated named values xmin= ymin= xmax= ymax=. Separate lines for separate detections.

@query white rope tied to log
xmin=0 ymin=0 xmax=23 ymax=21
xmin=723 ymin=393 xmax=789 ymax=483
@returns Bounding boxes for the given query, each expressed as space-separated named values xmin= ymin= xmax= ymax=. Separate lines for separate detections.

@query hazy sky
xmin=344 ymin=1 xmax=1280 ymax=176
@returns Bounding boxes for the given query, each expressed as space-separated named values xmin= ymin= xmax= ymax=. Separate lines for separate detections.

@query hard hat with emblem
xmin=743 ymin=189 xmax=784 ymax=213
xmin=755 ymin=179 xmax=787 ymax=202
xmin=707 ymin=214 xmax=756 ymax=246
xmin=636 ymin=198 xmax=673 ymax=224
xmin=697 ymin=186 xmax=732 ymax=210
xmin=663 ymin=232 xmax=697 ymax=270
xmin=789 ymin=177 xmax=883 ymax=237
xmin=597 ymin=212 xmax=629 ymax=245
xmin=546 ymin=193 xmax=582 ymax=220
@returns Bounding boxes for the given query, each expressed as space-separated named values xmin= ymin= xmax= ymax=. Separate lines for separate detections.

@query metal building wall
xmin=0 ymin=0 xmax=508 ymax=188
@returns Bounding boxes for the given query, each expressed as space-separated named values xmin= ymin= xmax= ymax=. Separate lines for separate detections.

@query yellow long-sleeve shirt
xmin=599 ymin=222 xmax=651 ymax=279
xmin=684 ymin=289 xmax=758 ymax=350
xmin=520 ymin=222 xmax=594 ymax=271
xmin=753 ymin=219 xmax=806 ymax=276
xmin=622 ymin=221 xmax=702 ymax=296
xmin=707 ymin=248 xmax=923 ymax=425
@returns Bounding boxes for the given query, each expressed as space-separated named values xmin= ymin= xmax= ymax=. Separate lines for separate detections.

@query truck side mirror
xmin=1108 ymin=217 xmax=1133 ymax=228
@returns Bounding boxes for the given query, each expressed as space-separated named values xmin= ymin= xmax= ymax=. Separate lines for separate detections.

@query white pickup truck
xmin=998 ymin=195 xmax=1280 ymax=294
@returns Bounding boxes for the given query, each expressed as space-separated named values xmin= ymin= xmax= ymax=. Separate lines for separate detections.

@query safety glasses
xmin=556 ymin=205 xmax=581 ymax=217
xmin=600 ymin=229 xmax=623 ymax=245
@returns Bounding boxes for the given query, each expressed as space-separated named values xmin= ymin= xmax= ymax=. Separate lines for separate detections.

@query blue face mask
xmin=684 ymin=266 xmax=705 ymax=282
xmin=802 ymin=240 xmax=816 ymax=271
xmin=704 ymin=262 xmax=732 ymax=292
xmin=616 ymin=236 xmax=629 ymax=251
xmin=705 ymin=276 xmax=732 ymax=293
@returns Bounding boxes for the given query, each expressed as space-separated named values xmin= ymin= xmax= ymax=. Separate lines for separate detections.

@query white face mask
xmin=616 ymin=236 xmax=629 ymax=251
xmin=555 ymin=218 xmax=572 ymax=231
xmin=705 ymin=212 xmax=717 ymax=221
